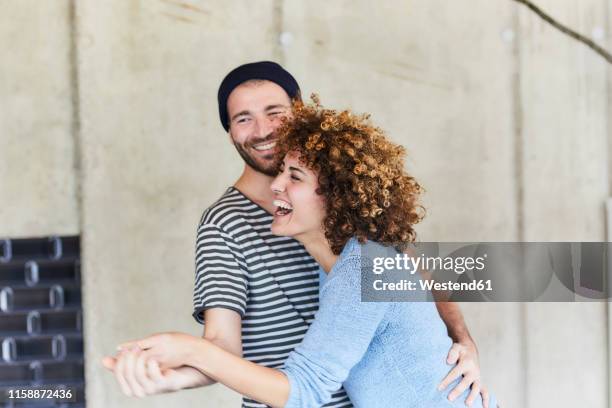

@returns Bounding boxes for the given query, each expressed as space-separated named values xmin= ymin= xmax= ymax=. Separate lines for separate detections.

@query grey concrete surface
xmin=283 ymin=1 xmax=523 ymax=404
xmin=518 ymin=1 xmax=610 ymax=407
xmin=0 ymin=0 xmax=79 ymax=237
xmin=0 ymin=0 xmax=610 ymax=407
xmin=74 ymin=1 xmax=283 ymax=406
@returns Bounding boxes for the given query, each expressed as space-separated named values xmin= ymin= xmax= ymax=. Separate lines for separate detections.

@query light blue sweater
xmin=280 ymin=237 xmax=497 ymax=408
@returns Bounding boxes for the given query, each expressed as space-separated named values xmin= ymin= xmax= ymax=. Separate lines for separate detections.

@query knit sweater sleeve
xmin=280 ymin=255 xmax=390 ymax=408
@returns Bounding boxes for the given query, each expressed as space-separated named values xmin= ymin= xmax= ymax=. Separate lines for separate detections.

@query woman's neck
xmin=298 ymin=231 xmax=338 ymax=274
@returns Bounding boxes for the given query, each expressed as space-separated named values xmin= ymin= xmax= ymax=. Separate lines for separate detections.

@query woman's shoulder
xmin=328 ymin=238 xmax=397 ymax=283
xmin=337 ymin=237 xmax=398 ymax=264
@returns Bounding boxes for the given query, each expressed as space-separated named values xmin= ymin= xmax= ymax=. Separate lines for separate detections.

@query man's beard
xmin=233 ymin=137 xmax=278 ymax=177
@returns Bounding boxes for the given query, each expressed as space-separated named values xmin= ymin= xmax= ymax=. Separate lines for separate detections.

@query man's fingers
xmin=464 ymin=380 xmax=480 ymax=407
xmin=134 ymin=351 xmax=156 ymax=394
xmin=147 ymin=359 xmax=164 ymax=383
xmin=114 ymin=352 xmax=133 ymax=397
xmin=438 ymin=364 xmax=463 ymax=391
xmin=480 ymin=386 xmax=490 ymax=408
xmin=123 ymin=350 xmax=146 ymax=398
xmin=447 ymin=343 xmax=462 ymax=364
xmin=448 ymin=376 xmax=473 ymax=402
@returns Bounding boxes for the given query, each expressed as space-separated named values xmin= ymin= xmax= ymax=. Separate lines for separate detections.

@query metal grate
xmin=0 ymin=236 xmax=84 ymax=407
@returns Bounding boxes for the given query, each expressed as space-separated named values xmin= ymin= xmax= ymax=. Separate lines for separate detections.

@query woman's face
xmin=270 ymin=152 xmax=326 ymax=241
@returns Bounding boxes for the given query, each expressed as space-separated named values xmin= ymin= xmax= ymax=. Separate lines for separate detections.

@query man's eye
xmin=290 ymin=175 xmax=301 ymax=181
xmin=237 ymin=117 xmax=250 ymax=124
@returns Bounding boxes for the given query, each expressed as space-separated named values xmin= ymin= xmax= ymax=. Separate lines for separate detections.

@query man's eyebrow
xmin=230 ymin=110 xmax=251 ymax=122
xmin=265 ymin=104 xmax=288 ymax=112
xmin=230 ymin=104 xmax=287 ymax=122
xmin=288 ymin=166 xmax=306 ymax=174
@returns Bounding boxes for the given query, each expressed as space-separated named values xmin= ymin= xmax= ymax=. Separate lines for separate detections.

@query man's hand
xmin=438 ymin=341 xmax=490 ymax=407
xmin=102 ymin=347 xmax=207 ymax=397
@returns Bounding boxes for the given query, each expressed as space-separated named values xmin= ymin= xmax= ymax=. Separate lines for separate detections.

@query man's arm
xmin=435 ymin=301 xmax=474 ymax=345
xmin=103 ymin=307 xmax=242 ymax=396
xmin=435 ymin=301 xmax=486 ymax=407
xmin=175 ymin=307 xmax=244 ymax=388
xmin=409 ymin=245 xmax=486 ymax=407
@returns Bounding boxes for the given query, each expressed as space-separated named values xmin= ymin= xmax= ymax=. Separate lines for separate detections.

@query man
xmin=103 ymin=61 xmax=489 ymax=408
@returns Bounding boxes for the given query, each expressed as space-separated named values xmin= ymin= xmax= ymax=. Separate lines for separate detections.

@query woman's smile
xmin=273 ymin=198 xmax=293 ymax=217
xmin=270 ymin=152 xmax=326 ymax=240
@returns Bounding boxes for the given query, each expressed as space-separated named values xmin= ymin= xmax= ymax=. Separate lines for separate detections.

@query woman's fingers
xmin=448 ymin=375 xmax=474 ymax=402
xmin=101 ymin=356 xmax=116 ymax=371
xmin=117 ymin=333 xmax=166 ymax=352
xmin=464 ymin=380 xmax=481 ymax=406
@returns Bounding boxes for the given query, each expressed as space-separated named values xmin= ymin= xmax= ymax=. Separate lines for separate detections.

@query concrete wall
xmin=518 ymin=1 xmax=610 ymax=407
xmin=0 ymin=0 xmax=79 ymax=237
xmin=1 ymin=0 xmax=610 ymax=407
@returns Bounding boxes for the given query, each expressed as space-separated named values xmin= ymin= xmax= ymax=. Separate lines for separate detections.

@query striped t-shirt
xmin=192 ymin=187 xmax=352 ymax=408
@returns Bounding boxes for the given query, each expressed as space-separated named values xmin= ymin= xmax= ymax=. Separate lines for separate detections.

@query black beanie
xmin=217 ymin=61 xmax=301 ymax=132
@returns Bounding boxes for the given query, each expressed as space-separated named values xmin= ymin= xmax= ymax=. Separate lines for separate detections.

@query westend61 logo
xmin=360 ymin=242 xmax=612 ymax=302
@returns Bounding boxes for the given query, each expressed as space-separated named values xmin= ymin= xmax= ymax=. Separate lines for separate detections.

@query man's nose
xmin=254 ymin=116 xmax=275 ymax=138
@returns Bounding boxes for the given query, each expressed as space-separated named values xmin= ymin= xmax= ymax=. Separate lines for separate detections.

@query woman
xmin=109 ymin=98 xmax=498 ymax=407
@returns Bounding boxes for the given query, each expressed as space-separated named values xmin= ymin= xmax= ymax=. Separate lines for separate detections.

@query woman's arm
xmin=116 ymin=332 xmax=291 ymax=407
xmin=104 ymin=308 xmax=243 ymax=397
xmin=188 ymin=339 xmax=291 ymax=407
xmin=197 ymin=255 xmax=388 ymax=407
xmin=120 ymin=255 xmax=388 ymax=407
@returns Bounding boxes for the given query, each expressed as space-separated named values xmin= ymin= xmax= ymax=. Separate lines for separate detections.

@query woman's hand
xmin=117 ymin=332 xmax=204 ymax=370
xmin=438 ymin=341 xmax=490 ymax=407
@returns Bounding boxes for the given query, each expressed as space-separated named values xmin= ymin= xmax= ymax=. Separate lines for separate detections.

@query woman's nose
xmin=270 ymin=174 xmax=286 ymax=194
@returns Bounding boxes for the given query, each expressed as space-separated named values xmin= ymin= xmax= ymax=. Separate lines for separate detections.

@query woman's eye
xmin=290 ymin=175 xmax=301 ymax=181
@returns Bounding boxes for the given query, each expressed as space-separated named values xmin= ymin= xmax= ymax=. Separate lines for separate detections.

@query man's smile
xmin=252 ymin=140 xmax=277 ymax=152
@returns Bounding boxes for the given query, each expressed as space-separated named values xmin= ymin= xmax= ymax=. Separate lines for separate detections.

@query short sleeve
xmin=192 ymin=223 xmax=248 ymax=324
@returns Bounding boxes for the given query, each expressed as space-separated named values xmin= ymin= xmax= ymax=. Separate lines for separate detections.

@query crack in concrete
xmin=512 ymin=0 xmax=612 ymax=64
xmin=272 ymin=0 xmax=284 ymax=64
xmin=68 ymin=0 xmax=84 ymax=240
xmin=159 ymin=0 xmax=210 ymax=15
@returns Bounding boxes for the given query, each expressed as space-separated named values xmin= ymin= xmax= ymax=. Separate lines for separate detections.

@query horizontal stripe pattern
xmin=193 ymin=187 xmax=352 ymax=408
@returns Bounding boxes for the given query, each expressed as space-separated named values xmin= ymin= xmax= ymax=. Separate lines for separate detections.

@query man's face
xmin=226 ymin=80 xmax=292 ymax=176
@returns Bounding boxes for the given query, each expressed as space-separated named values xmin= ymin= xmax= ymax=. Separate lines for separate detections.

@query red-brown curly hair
xmin=275 ymin=95 xmax=426 ymax=254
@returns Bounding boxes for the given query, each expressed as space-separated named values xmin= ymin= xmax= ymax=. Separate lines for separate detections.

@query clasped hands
xmin=102 ymin=332 xmax=207 ymax=397
xmin=103 ymin=333 xmax=490 ymax=407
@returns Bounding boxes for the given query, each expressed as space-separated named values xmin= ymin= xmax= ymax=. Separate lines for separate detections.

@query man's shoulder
xmin=198 ymin=187 xmax=267 ymax=232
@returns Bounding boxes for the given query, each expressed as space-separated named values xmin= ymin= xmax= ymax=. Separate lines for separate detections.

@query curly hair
xmin=275 ymin=95 xmax=426 ymax=255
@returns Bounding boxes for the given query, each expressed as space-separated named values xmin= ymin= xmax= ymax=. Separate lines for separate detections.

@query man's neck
xmin=234 ymin=165 xmax=277 ymax=215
